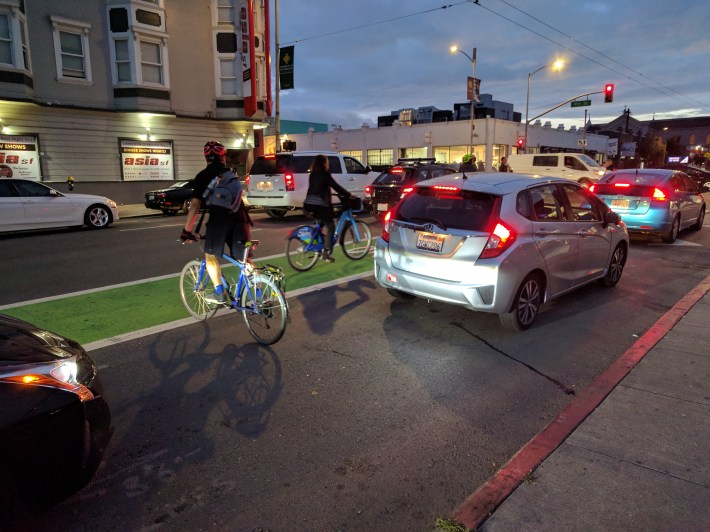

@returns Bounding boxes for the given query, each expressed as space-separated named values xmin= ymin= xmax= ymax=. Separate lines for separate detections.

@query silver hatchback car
xmin=374 ymin=172 xmax=630 ymax=331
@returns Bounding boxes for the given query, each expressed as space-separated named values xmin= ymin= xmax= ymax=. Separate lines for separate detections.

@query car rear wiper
xmin=407 ymin=216 xmax=447 ymax=231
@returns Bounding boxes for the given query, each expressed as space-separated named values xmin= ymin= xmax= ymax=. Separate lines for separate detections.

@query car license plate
xmin=416 ymin=233 xmax=444 ymax=252
xmin=257 ymin=181 xmax=273 ymax=192
xmin=377 ymin=203 xmax=388 ymax=212
xmin=611 ymin=199 xmax=629 ymax=208
xmin=148 ymin=194 xmax=155 ymax=200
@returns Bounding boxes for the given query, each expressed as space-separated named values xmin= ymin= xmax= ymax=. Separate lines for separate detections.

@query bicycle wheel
xmin=240 ymin=273 xmax=288 ymax=345
xmin=180 ymin=260 xmax=219 ymax=320
xmin=285 ymin=225 xmax=320 ymax=271
xmin=340 ymin=220 xmax=372 ymax=260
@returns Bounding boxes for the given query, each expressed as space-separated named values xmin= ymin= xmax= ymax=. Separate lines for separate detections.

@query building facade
xmin=0 ymin=0 xmax=271 ymax=203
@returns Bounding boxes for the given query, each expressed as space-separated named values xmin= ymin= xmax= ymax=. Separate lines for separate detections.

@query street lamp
xmin=450 ymin=45 xmax=476 ymax=158
xmin=524 ymin=59 xmax=564 ymax=153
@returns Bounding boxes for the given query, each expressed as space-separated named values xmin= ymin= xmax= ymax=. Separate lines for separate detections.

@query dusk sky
xmin=272 ymin=0 xmax=709 ymax=130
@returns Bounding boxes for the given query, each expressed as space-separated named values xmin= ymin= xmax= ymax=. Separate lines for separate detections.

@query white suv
xmin=245 ymin=150 xmax=378 ymax=219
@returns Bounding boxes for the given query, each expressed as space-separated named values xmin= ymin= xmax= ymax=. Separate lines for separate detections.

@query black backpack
xmin=203 ymin=170 xmax=243 ymax=213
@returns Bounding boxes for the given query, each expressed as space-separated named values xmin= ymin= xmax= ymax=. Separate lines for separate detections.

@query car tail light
xmin=390 ymin=167 xmax=404 ymax=174
xmin=244 ymin=174 xmax=251 ymax=189
xmin=400 ymin=186 xmax=414 ymax=199
xmin=589 ymin=184 xmax=596 ymax=193
xmin=285 ymin=173 xmax=295 ymax=191
xmin=613 ymin=183 xmax=631 ymax=188
xmin=158 ymin=192 xmax=166 ymax=198
xmin=365 ymin=185 xmax=372 ymax=197
xmin=652 ymin=187 xmax=668 ymax=201
xmin=433 ymin=185 xmax=459 ymax=192
xmin=479 ymin=221 xmax=516 ymax=259
xmin=382 ymin=209 xmax=396 ymax=243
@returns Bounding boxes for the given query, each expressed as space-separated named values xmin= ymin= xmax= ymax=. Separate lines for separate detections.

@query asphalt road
xmin=3 ymin=213 xmax=710 ymax=530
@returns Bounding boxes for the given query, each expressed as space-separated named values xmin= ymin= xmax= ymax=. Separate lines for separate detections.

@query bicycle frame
xmin=289 ymin=207 xmax=362 ymax=252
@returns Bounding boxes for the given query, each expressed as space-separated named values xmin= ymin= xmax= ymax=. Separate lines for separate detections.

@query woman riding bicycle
xmin=303 ymin=154 xmax=354 ymax=263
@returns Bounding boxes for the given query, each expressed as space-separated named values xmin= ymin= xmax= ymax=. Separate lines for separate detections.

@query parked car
xmin=0 ymin=178 xmax=118 ymax=233
xmin=0 ymin=314 xmax=112 ymax=508
xmin=364 ymin=158 xmax=457 ymax=219
xmin=590 ymin=168 xmax=705 ymax=243
xmin=374 ymin=172 xmax=629 ymax=331
xmin=245 ymin=150 xmax=378 ymax=219
xmin=144 ymin=180 xmax=195 ymax=215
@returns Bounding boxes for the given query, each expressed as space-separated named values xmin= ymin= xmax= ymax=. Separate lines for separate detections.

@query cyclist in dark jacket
xmin=303 ymin=154 xmax=354 ymax=263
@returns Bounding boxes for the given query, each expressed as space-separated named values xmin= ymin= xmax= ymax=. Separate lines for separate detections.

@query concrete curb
xmin=452 ymin=273 xmax=710 ymax=530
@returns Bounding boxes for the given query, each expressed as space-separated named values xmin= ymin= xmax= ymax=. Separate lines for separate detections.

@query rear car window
xmin=250 ymin=155 xmax=294 ymax=174
xmin=396 ymin=187 xmax=497 ymax=231
xmin=603 ymin=172 xmax=664 ymax=186
xmin=533 ymin=155 xmax=558 ymax=167
xmin=373 ymin=167 xmax=412 ymax=185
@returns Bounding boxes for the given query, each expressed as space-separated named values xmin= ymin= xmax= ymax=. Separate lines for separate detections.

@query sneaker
xmin=322 ymin=253 xmax=335 ymax=263
xmin=204 ymin=290 xmax=228 ymax=305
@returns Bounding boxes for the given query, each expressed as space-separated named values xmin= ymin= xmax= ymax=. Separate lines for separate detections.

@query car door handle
xmin=577 ymin=229 xmax=594 ymax=236
xmin=535 ymin=228 xmax=554 ymax=237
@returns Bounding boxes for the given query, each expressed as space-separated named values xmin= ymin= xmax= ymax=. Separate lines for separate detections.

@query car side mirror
xmin=365 ymin=165 xmax=372 ymax=173
xmin=604 ymin=210 xmax=621 ymax=225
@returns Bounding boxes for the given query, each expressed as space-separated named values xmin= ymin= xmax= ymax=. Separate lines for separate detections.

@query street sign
xmin=571 ymin=100 xmax=591 ymax=108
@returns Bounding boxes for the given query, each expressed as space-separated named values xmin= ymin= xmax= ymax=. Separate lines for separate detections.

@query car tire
xmin=499 ymin=273 xmax=544 ymax=331
xmin=661 ymin=215 xmax=680 ymax=243
xmin=84 ymin=205 xmax=112 ymax=229
xmin=691 ymin=206 xmax=705 ymax=231
xmin=599 ymin=243 xmax=627 ymax=287
xmin=265 ymin=208 xmax=288 ymax=219
xmin=387 ymin=287 xmax=415 ymax=301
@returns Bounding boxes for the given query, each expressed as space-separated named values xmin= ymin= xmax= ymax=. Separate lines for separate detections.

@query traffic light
xmin=604 ymin=83 xmax=614 ymax=103
xmin=517 ymin=137 xmax=525 ymax=150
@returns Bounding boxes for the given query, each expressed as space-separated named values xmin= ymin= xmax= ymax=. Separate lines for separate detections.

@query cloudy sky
xmin=272 ymin=0 xmax=709 ymax=131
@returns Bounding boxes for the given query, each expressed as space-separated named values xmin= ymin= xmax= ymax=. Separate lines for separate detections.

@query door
xmin=0 ymin=179 xmax=26 ymax=231
xmin=15 ymin=180 xmax=76 ymax=228
xmin=341 ymin=156 xmax=372 ymax=199
xmin=559 ymin=184 xmax=613 ymax=285
xmin=529 ymin=184 xmax=578 ymax=295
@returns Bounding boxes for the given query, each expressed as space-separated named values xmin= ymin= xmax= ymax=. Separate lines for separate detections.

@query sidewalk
xmin=454 ymin=275 xmax=710 ymax=531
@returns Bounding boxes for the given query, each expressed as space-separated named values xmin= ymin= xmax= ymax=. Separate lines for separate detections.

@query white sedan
xmin=0 ymin=178 xmax=119 ymax=233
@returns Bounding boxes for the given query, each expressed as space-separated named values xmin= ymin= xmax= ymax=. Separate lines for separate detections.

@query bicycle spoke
xmin=240 ymin=274 xmax=288 ymax=344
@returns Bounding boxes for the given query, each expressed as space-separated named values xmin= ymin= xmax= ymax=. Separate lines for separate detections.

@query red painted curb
xmin=453 ymin=274 xmax=710 ymax=530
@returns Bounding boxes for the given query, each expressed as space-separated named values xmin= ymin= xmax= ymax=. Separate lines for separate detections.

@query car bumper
xmin=373 ymin=238 xmax=521 ymax=314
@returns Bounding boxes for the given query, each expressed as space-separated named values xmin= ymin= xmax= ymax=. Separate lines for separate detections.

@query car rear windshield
xmin=396 ymin=187 xmax=497 ymax=231
xmin=250 ymin=154 xmax=342 ymax=174
xmin=373 ymin=167 xmax=414 ymax=185
xmin=593 ymin=173 xmax=666 ymax=195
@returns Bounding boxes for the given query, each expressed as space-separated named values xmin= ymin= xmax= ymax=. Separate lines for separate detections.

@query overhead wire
xmin=470 ymin=0 xmax=705 ymax=108
xmin=279 ymin=2 xmax=469 ymax=46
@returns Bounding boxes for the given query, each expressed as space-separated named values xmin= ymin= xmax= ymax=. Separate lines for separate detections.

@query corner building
xmin=0 ymin=0 xmax=271 ymax=203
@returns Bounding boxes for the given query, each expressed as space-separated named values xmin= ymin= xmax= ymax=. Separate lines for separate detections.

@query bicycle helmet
xmin=204 ymin=140 xmax=227 ymax=162
xmin=462 ymin=153 xmax=472 ymax=163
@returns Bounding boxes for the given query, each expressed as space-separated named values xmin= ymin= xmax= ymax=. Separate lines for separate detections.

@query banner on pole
xmin=279 ymin=45 xmax=294 ymax=90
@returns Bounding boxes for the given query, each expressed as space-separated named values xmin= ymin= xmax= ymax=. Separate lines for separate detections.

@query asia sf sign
xmin=120 ymin=139 xmax=175 ymax=181
xmin=0 ymin=135 xmax=41 ymax=179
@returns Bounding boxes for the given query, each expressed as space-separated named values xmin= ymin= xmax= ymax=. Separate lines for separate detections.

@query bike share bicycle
xmin=285 ymin=196 xmax=373 ymax=271
xmin=180 ymin=239 xmax=289 ymax=345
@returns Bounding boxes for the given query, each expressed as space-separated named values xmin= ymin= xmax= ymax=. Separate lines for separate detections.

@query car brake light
xmin=285 ymin=173 xmax=295 ymax=191
xmin=589 ymin=184 xmax=596 ymax=193
xmin=382 ymin=209 xmax=395 ymax=243
xmin=433 ymin=185 xmax=459 ymax=192
xmin=400 ymin=186 xmax=414 ymax=199
xmin=613 ymin=183 xmax=631 ymax=187
xmin=391 ymin=167 xmax=404 ymax=174
xmin=365 ymin=185 xmax=372 ymax=197
xmin=479 ymin=221 xmax=516 ymax=259
xmin=244 ymin=174 xmax=251 ymax=188
xmin=652 ymin=187 xmax=667 ymax=201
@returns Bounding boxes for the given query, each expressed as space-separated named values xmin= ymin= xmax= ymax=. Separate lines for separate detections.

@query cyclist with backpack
xmin=181 ymin=140 xmax=252 ymax=304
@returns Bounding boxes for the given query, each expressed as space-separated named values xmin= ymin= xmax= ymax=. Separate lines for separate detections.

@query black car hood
xmin=0 ymin=314 xmax=84 ymax=366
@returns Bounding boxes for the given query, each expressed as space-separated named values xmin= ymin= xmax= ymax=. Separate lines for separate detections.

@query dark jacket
xmin=303 ymin=170 xmax=350 ymax=207
xmin=192 ymin=161 xmax=230 ymax=199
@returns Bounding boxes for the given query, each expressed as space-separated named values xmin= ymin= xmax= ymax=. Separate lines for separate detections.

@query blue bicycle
xmin=285 ymin=198 xmax=372 ymax=271
xmin=179 ymin=240 xmax=289 ymax=345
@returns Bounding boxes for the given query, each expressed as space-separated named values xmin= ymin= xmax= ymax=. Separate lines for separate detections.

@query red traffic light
xmin=517 ymin=137 xmax=525 ymax=149
xmin=604 ymin=83 xmax=614 ymax=103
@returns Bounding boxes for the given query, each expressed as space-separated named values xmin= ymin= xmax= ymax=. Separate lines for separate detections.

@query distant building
xmin=0 ymin=0 xmax=271 ymax=203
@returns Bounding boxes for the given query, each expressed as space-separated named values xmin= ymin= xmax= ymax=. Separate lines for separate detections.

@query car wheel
xmin=499 ymin=273 xmax=544 ymax=331
xmin=265 ymin=208 xmax=288 ymax=219
xmin=691 ymin=206 xmax=705 ymax=231
xmin=387 ymin=287 xmax=415 ymax=301
xmin=85 ymin=205 xmax=112 ymax=229
xmin=661 ymin=215 xmax=680 ymax=243
xmin=599 ymin=243 xmax=626 ymax=287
